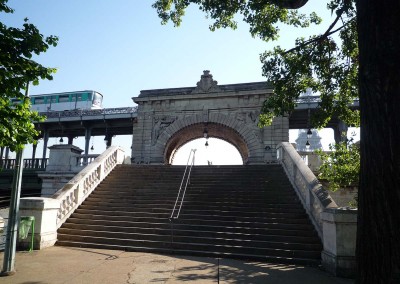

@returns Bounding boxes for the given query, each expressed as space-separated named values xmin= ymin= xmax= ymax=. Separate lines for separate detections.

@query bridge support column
xmin=31 ymin=144 xmax=37 ymax=160
xmin=42 ymin=131 xmax=49 ymax=160
xmin=84 ymin=127 xmax=92 ymax=165
xmin=4 ymin=147 xmax=10 ymax=159
xmin=105 ymin=134 xmax=112 ymax=149
xmin=333 ymin=121 xmax=348 ymax=144
xmin=67 ymin=135 xmax=74 ymax=145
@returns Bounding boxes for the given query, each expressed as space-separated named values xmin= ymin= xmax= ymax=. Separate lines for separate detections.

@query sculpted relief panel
xmin=152 ymin=115 xmax=177 ymax=145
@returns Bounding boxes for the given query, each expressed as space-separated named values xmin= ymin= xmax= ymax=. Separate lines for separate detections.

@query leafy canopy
xmin=153 ymin=0 xmax=359 ymax=129
xmin=0 ymin=0 xmax=58 ymax=151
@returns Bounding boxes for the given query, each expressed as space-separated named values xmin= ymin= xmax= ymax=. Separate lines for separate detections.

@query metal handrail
xmin=169 ymin=149 xmax=196 ymax=220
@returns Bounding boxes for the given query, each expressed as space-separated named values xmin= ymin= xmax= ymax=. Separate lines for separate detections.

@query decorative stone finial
xmin=192 ymin=70 xmax=220 ymax=93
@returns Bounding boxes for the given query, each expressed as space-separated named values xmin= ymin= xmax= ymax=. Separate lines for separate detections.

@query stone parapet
xmin=321 ymin=208 xmax=357 ymax=278
xmin=19 ymin=197 xmax=60 ymax=250
xmin=277 ymin=142 xmax=337 ymax=238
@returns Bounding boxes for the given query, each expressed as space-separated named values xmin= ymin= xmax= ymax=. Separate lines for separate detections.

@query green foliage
xmin=261 ymin=0 xmax=359 ymax=128
xmin=152 ymin=0 xmax=360 ymax=129
xmin=316 ymin=139 xmax=360 ymax=191
xmin=0 ymin=0 xmax=58 ymax=151
xmin=152 ymin=1 xmax=321 ymax=41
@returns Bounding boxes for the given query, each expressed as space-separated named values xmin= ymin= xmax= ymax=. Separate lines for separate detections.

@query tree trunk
xmin=356 ymin=0 xmax=400 ymax=283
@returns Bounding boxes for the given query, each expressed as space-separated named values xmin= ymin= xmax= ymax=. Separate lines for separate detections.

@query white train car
xmin=29 ymin=90 xmax=103 ymax=112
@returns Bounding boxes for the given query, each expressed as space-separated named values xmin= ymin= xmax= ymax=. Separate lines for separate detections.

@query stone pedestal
xmin=46 ymin=144 xmax=83 ymax=172
xmin=18 ymin=197 xmax=60 ymax=250
xmin=39 ymin=145 xmax=83 ymax=196
xmin=321 ymin=207 xmax=357 ymax=278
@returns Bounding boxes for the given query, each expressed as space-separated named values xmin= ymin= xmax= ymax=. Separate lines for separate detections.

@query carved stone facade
xmin=131 ymin=71 xmax=289 ymax=164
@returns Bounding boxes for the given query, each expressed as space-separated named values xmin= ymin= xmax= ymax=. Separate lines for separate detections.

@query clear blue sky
xmin=3 ymin=0 xmax=357 ymax=163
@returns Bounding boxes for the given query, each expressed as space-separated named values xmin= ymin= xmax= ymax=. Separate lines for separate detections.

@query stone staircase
xmin=57 ymin=164 xmax=322 ymax=265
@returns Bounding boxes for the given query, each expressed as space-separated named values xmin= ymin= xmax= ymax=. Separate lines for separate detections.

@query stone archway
xmin=131 ymin=71 xmax=289 ymax=164
xmin=164 ymin=122 xmax=248 ymax=164
xmin=153 ymin=111 xmax=263 ymax=165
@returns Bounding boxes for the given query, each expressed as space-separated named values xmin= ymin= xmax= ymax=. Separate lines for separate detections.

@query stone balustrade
xmin=277 ymin=142 xmax=338 ymax=237
xmin=52 ymin=146 xmax=123 ymax=228
xmin=277 ymin=142 xmax=357 ymax=278
xmin=75 ymin=154 xmax=100 ymax=167
xmin=19 ymin=146 xmax=125 ymax=249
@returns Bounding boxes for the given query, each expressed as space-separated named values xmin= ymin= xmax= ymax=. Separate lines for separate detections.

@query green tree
xmin=0 ymin=0 xmax=58 ymax=152
xmin=317 ymin=140 xmax=360 ymax=192
xmin=153 ymin=0 xmax=400 ymax=282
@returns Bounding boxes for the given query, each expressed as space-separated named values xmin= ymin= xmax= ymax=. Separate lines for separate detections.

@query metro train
xmin=28 ymin=90 xmax=103 ymax=112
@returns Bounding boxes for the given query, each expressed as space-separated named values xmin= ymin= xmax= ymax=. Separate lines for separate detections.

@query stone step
xmin=61 ymin=223 xmax=321 ymax=244
xmin=83 ymin=196 xmax=301 ymax=205
xmin=58 ymin=228 xmax=322 ymax=251
xmin=63 ymin=218 xmax=317 ymax=236
xmin=70 ymin=212 xmax=315 ymax=230
xmin=74 ymin=208 xmax=310 ymax=223
xmin=56 ymin=234 xmax=321 ymax=259
xmin=55 ymin=240 xmax=320 ymax=266
xmin=78 ymin=204 xmax=307 ymax=214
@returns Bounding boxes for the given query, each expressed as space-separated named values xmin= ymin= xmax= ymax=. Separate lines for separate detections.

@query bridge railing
xmin=277 ymin=142 xmax=337 ymax=238
xmin=51 ymin=146 xmax=125 ymax=228
xmin=0 ymin=158 xmax=48 ymax=170
xmin=42 ymin=106 xmax=138 ymax=118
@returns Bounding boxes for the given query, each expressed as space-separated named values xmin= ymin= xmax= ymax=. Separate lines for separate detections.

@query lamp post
xmin=1 ymin=83 xmax=29 ymax=275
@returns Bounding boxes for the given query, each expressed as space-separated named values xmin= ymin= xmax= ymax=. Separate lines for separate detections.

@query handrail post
xmin=169 ymin=217 xmax=174 ymax=252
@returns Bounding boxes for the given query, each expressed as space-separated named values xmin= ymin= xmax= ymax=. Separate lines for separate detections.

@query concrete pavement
xmin=0 ymin=246 xmax=353 ymax=284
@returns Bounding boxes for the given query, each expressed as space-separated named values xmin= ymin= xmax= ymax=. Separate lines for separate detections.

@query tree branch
xmin=283 ymin=9 xmax=348 ymax=55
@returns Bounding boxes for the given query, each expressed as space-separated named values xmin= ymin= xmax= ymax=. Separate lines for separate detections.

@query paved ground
xmin=0 ymin=246 xmax=353 ymax=284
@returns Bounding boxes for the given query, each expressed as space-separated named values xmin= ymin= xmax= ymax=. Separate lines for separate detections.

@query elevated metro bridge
xmin=1 ymin=71 xmax=359 ymax=166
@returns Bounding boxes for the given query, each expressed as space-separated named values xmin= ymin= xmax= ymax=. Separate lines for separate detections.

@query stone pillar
xmin=333 ymin=121 xmax=348 ymax=144
xmin=39 ymin=145 xmax=84 ymax=196
xmin=18 ymin=197 xmax=60 ymax=250
xmin=45 ymin=144 xmax=83 ymax=172
xmin=5 ymin=147 xmax=10 ymax=159
xmin=321 ymin=208 xmax=357 ymax=278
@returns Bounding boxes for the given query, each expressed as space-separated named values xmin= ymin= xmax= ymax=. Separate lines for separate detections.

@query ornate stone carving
xmin=152 ymin=115 xmax=177 ymax=145
xmin=235 ymin=112 xmax=246 ymax=123
xmin=192 ymin=70 xmax=220 ymax=94
xmin=235 ymin=111 xmax=260 ymax=125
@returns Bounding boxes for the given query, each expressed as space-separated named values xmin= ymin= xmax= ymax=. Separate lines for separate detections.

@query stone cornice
xmin=133 ymin=81 xmax=273 ymax=103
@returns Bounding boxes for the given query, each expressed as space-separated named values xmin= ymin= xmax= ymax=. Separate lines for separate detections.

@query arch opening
xmin=171 ymin=138 xmax=243 ymax=165
xmin=164 ymin=122 xmax=249 ymax=165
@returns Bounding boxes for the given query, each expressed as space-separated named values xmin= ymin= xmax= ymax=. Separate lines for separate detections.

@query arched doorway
xmin=170 ymin=137 xmax=243 ymax=165
xmin=164 ymin=122 xmax=249 ymax=165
